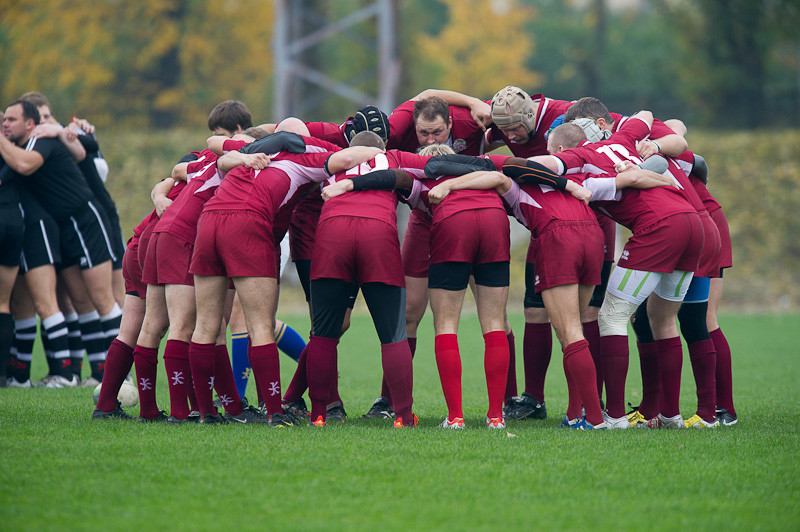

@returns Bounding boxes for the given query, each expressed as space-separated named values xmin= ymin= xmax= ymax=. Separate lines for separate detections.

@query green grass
xmin=1 ymin=312 xmax=799 ymax=531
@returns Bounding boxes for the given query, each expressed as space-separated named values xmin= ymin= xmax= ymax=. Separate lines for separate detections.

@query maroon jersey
xmin=557 ymin=117 xmax=695 ymax=233
xmin=154 ymin=149 xmax=222 ymax=243
xmin=387 ymin=100 xmax=485 ymax=155
xmin=321 ymin=149 xmax=429 ymax=227
xmin=486 ymin=95 xmax=573 ymax=157
xmin=501 ymin=180 xmax=599 ymax=239
xmin=305 ymin=121 xmax=350 ymax=148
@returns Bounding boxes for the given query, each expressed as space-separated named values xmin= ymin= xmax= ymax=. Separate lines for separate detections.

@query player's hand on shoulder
xmin=321 ymin=179 xmax=354 ymax=201
xmin=244 ymin=153 xmax=270 ymax=170
xmin=565 ymin=179 xmax=592 ymax=204
xmin=31 ymin=123 xmax=62 ymax=139
xmin=427 ymin=182 xmax=451 ymax=205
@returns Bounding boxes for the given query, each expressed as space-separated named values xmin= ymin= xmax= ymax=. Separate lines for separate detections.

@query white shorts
xmin=606 ymin=264 xmax=694 ymax=305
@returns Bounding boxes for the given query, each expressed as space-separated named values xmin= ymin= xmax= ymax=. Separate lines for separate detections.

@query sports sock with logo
xmin=213 ymin=344 xmax=242 ymax=415
xmin=12 ymin=317 xmax=36 ymax=382
xmin=434 ymin=334 xmax=463 ymax=420
xmin=306 ymin=336 xmax=339 ymax=422
xmin=133 ymin=345 xmax=160 ymax=418
xmin=276 ymin=322 xmax=305 ymax=362
xmin=64 ymin=312 xmax=84 ymax=379
xmin=42 ymin=312 xmax=72 ymax=379
xmin=188 ymin=341 xmax=217 ymax=417
xmin=230 ymin=331 xmax=250 ymax=399
xmin=79 ymin=311 xmax=106 ymax=380
xmin=163 ymin=339 xmax=192 ymax=419
xmin=249 ymin=343 xmax=281 ymax=415
xmin=523 ymin=322 xmax=552 ymax=402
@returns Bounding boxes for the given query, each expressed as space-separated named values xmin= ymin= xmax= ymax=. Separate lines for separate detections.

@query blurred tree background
xmin=1 ymin=0 xmax=799 ymax=309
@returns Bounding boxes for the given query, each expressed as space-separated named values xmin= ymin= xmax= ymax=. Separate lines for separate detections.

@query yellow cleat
xmin=684 ymin=414 xmax=719 ymax=428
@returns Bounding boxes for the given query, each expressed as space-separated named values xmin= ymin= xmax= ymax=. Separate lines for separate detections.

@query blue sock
xmin=276 ymin=322 xmax=306 ymax=362
xmin=231 ymin=332 xmax=251 ymax=399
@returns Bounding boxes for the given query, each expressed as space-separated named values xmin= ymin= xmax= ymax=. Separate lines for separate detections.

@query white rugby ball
xmin=93 ymin=381 xmax=139 ymax=408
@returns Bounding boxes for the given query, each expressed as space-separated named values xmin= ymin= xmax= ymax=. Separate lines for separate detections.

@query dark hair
xmin=413 ymin=96 xmax=450 ymax=124
xmin=548 ymin=123 xmax=586 ymax=150
xmin=349 ymin=131 xmax=385 ymax=150
xmin=207 ymin=100 xmax=252 ymax=133
xmin=564 ymin=97 xmax=613 ymax=124
xmin=19 ymin=91 xmax=50 ymax=109
xmin=9 ymin=99 xmax=41 ymax=125
xmin=243 ymin=126 xmax=269 ymax=140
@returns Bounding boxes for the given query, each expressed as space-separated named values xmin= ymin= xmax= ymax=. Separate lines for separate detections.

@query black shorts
xmin=429 ymin=261 xmax=509 ymax=291
xmin=588 ymin=260 xmax=614 ymax=308
xmin=0 ymin=204 xmax=24 ymax=268
xmin=59 ymin=200 xmax=114 ymax=270
xmin=523 ymin=261 xmax=545 ymax=308
xmin=105 ymin=209 xmax=125 ymax=270
xmin=20 ymin=210 xmax=61 ymax=272
xmin=298 ymin=258 xmax=357 ymax=308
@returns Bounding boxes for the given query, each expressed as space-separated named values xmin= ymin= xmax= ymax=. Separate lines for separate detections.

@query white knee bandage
xmin=598 ymin=293 xmax=640 ymax=336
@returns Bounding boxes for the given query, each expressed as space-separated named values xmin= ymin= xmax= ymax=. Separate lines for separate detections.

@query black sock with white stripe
xmin=79 ymin=311 xmax=106 ymax=381
xmin=65 ymin=312 xmax=84 ymax=379
xmin=0 ymin=313 xmax=13 ymax=380
xmin=13 ymin=317 xmax=36 ymax=382
xmin=42 ymin=312 xmax=72 ymax=379
xmin=100 ymin=303 xmax=123 ymax=350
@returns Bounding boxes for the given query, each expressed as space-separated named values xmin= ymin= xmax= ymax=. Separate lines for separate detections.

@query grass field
xmin=1 ymin=311 xmax=798 ymax=531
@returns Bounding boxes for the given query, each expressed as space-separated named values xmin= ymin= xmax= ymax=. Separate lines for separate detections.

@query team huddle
xmin=0 ymin=85 xmax=737 ymax=430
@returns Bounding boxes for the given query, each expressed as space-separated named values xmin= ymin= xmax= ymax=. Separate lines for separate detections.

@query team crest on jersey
xmin=453 ymin=139 xmax=467 ymax=153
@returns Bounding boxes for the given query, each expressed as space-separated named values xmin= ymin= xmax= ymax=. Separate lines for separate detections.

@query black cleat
xmin=282 ymin=398 xmax=309 ymax=421
xmin=268 ymin=412 xmax=294 ymax=427
xmin=503 ymin=396 xmax=521 ymax=418
xmin=506 ymin=392 xmax=547 ymax=420
xmin=200 ymin=408 xmax=227 ymax=424
xmin=92 ymin=401 xmax=134 ymax=421
xmin=224 ymin=407 xmax=271 ymax=424
xmin=138 ymin=411 xmax=169 ymax=423
xmin=361 ymin=396 xmax=395 ymax=419
xmin=716 ymin=408 xmax=738 ymax=426
xmin=326 ymin=401 xmax=347 ymax=423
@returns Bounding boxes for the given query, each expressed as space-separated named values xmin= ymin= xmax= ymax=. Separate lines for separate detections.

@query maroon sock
xmin=523 ymin=322 xmax=552 ymax=402
xmin=435 ymin=334 xmax=463 ymax=420
xmin=710 ymin=327 xmax=735 ymax=415
xmin=484 ymin=331 xmax=509 ymax=419
xmin=283 ymin=344 xmax=309 ymax=403
xmin=186 ymin=369 xmax=199 ymax=412
xmin=381 ymin=340 xmax=414 ymax=422
xmin=637 ymin=341 xmax=661 ymax=419
xmin=504 ymin=331 xmax=517 ymax=402
xmin=655 ymin=336 xmax=683 ymax=418
xmin=380 ymin=375 xmax=391 ymax=405
xmin=601 ymin=335 xmax=630 ymax=419
xmin=250 ymin=343 xmax=281 ymax=415
xmin=582 ymin=320 xmax=603 ymax=398
xmin=188 ymin=342 xmax=217 ymax=417
xmin=163 ymin=339 xmax=191 ymax=420
xmin=307 ymin=336 xmax=339 ymax=421
xmin=214 ymin=344 xmax=242 ymax=415
xmin=96 ymin=339 xmax=134 ymax=412
xmin=563 ymin=356 xmax=582 ymax=421
xmin=564 ymin=340 xmax=603 ymax=425
xmin=688 ymin=338 xmax=717 ymax=421
xmin=133 ymin=345 xmax=160 ymax=419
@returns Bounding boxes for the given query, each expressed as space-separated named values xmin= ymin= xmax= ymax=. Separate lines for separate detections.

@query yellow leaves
xmin=416 ymin=0 xmax=541 ymax=98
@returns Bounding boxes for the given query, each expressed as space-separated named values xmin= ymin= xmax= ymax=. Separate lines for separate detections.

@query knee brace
xmin=598 ymin=293 xmax=640 ymax=336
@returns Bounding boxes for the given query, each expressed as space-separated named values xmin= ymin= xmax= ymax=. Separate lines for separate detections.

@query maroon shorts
xmin=531 ymin=220 xmax=604 ymax=292
xmin=618 ymin=212 xmax=704 ymax=273
xmin=696 ymin=211 xmax=722 ymax=278
xmin=288 ymin=198 xmax=321 ymax=262
xmin=156 ymin=232 xmax=194 ymax=286
xmin=190 ymin=210 xmax=278 ymax=278
xmin=137 ymin=218 xmax=157 ymax=273
xmin=311 ymin=216 xmax=405 ymax=287
xmin=709 ymin=206 xmax=733 ymax=273
xmin=122 ymin=242 xmax=147 ymax=299
xmin=430 ymin=208 xmax=510 ymax=265
xmin=597 ymin=212 xmax=617 ymax=262
xmin=140 ymin=231 xmax=161 ymax=286
xmin=401 ymin=209 xmax=432 ymax=278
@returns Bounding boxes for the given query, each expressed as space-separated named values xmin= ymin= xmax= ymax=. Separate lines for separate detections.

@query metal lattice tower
xmin=272 ymin=0 xmax=399 ymax=121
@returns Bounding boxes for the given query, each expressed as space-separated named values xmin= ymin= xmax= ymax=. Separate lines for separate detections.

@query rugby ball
xmin=93 ymin=381 xmax=139 ymax=408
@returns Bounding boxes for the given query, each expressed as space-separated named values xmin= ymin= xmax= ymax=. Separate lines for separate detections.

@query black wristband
xmin=240 ymin=132 xmax=306 ymax=155
xmin=502 ymin=159 xmax=567 ymax=190
xmin=350 ymin=169 xmax=397 ymax=191
xmin=424 ymin=154 xmax=495 ymax=179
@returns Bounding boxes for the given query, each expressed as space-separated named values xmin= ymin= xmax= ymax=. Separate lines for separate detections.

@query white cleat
xmin=439 ymin=417 xmax=465 ymax=429
xmin=45 ymin=375 xmax=78 ymax=388
xmin=8 ymin=377 xmax=31 ymax=388
xmin=602 ymin=412 xmax=631 ymax=429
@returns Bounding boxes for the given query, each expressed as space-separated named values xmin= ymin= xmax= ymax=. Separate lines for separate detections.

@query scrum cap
xmin=345 ymin=105 xmax=390 ymax=143
xmin=491 ymin=86 xmax=536 ymax=133
xmin=570 ymin=117 xmax=611 ymax=143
